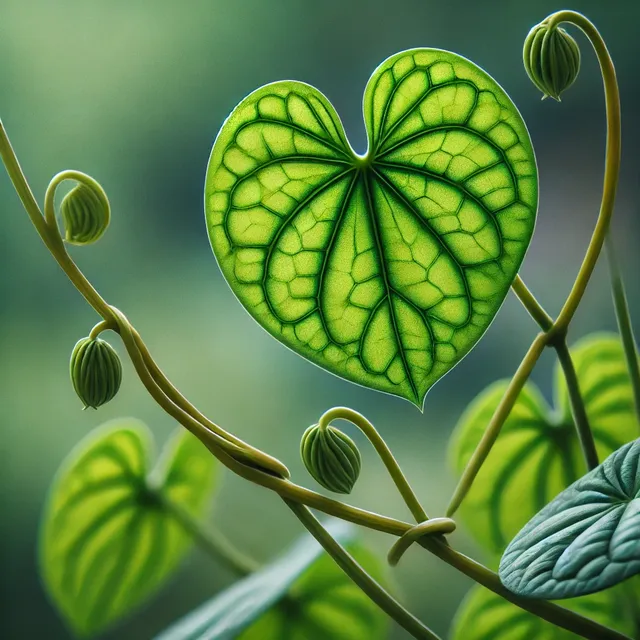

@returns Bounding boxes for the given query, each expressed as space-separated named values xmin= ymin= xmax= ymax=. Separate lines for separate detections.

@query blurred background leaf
xmin=1 ymin=0 xmax=639 ymax=638
xmin=158 ymin=521 xmax=388 ymax=640
xmin=449 ymin=334 xmax=638 ymax=556
xmin=450 ymin=584 xmax=636 ymax=640
xmin=40 ymin=420 xmax=218 ymax=636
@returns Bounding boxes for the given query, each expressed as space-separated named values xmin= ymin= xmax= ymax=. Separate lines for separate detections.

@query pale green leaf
xmin=40 ymin=419 xmax=218 ymax=637
xmin=450 ymin=584 xmax=636 ymax=640
xmin=499 ymin=438 xmax=640 ymax=598
xmin=448 ymin=334 xmax=638 ymax=555
xmin=157 ymin=521 xmax=388 ymax=640
xmin=206 ymin=49 xmax=537 ymax=407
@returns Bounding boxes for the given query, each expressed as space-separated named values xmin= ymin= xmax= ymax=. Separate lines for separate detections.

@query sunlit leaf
xmin=40 ymin=419 xmax=218 ymax=637
xmin=449 ymin=334 xmax=638 ymax=554
xmin=206 ymin=49 xmax=537 ymax=407
xmin=157 ymin=521 xmax=388 ymax=640
xmin=450 ymin=584 xmax=636 ymax=639
xmin=499 ymin=438 xmax=640 ymax=599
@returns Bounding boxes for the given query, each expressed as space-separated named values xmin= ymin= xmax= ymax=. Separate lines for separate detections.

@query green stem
xmin=546 ymin=10 xmax=621 ymax=338
xmin=446 ymin=332 xmax=548 ymax=517
xmin=511 ymin=275 xmax=554 ymax=331
xmin=154 ymin=491 xmax=260 ymax=576
xmin=318 ymin=407 xmax=428 ymax=523
xmin=605 ymin=232 xmax=640 ymax=426
xmin=554 ymin=340 xmax=598 ymax=469
xmin=284 ymin=499 xmax=442 ymax=640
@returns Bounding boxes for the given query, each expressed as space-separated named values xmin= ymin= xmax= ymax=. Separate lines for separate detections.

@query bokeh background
xmin=1 ymin=0 xmax=639 ymax=638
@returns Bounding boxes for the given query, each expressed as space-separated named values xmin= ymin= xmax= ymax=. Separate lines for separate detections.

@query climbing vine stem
xmin=317 ymin=407 xmax=428 ymax=523
xmin=447 ymin=9 xmax=621 ymax=516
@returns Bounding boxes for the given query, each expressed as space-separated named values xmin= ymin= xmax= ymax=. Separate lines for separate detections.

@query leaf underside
xmin=40 ymin=419 xmax=218 ymax=636
xmin=450 ymin=584 xmax=637 ymax=640
xmin=500 ymin=438 xmax=640 ymax=599
xmin=449 ymin=334 xmax=639 ymax=555
xmin=156 ymin=521 xmax=388 ymax=640
xmin=206 ymin=48 xmax=537 ymax=407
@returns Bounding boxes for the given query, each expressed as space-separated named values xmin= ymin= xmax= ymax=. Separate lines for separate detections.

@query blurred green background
xmin=1 ymin=0 xmax=639 ymax=638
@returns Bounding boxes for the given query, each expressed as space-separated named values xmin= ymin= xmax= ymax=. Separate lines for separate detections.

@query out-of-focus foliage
xmin=40 ymin=420 xmax=218 ymax=636
xmin=449 ymin=335 xmax=638 ymax=555
xmin=157 ymin=522 xmax=388 ymax=640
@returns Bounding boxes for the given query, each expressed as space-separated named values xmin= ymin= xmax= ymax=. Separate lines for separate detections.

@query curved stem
xmin=44 ymin=169 xmax=111 ymax=231
xmin=546 ymin=10 xmax=621 ymax=338
xmin=446 ymin=332 xmax=548 ymax=517
xmin=285 ymin=499 xmax=442 ymax=640
xmin=511 ymin=275 xmax=554 ymax=331
xmin=318 ymin=407 xmax=428 ymax=522
xmin=555 ymin=339 xmax=598 ymax=469
xmin=388 ymin=518 xmax=456 ymax=567
xmin=605 ymin=232 xmax=640 ymax=427
xmin=155 ymin=491 xmax=260 ymax=576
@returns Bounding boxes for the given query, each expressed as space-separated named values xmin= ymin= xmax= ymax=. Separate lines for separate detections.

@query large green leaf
xmin=157 ymin=521 xmax=388 ymax=640
xmin=206 ymin=49 xmax=537 ymax=407
xmin=450 ymin=584 xmax=636 ymax=640
xmin=40 ymin=419 xmax=218 ymax=636
xmin=448 ymin=334 xmax=638 ymax=555
xmin=499 ymin=438 xmax=640 ymax=599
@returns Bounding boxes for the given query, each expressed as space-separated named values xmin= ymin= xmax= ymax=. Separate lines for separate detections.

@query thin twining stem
xmin=446 ymin=332 xmax=549 ymax=516
xmin=285 ymin=499 xmax=442 ymax=640
xmin=317 ymin=407 xmax=428 ymax=523
xmin=605 ymin=232 xmax=640 ymax=427
xmin=555 ymin=340 xmax=599 ymax=469
xmin=546 ymin=10 xmax=621 ymax=337
xmin=511 ymin=275 xmax=554 ymax=331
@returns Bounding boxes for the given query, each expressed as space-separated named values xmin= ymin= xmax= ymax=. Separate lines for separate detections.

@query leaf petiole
xmin=153 ymin=490 xmax=260 ymax=576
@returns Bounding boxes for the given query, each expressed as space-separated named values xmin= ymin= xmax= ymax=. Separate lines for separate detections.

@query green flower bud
xmin=60 ymin=183 xmax=110 ymax=245
xmin=523 ymin=22 xmax=580 ymax=101
xmin=70 ymin=337 xmax=122 ymax=409
xmin=301 ymin=424 xmax=361 ymax=494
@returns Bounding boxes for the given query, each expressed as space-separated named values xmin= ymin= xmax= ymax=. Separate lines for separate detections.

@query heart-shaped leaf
xmin=499 ymin=438 xmax=640 ymax=599
xmin=157 ymin=521 xmax=388 ymax=640
xmin=206 ymin=48 xmax=537 ymax=407
xmin=448 ymin=334 xmax=638 ymax=554
xmin=450 ymin=584 xmax=636 ymax=640
xmin=40 ymin=419 xmax=218 ymax=636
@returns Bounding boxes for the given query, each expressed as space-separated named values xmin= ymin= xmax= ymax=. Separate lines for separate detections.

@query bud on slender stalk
xmin=523 ymin=22 xmax=580 ymax=101
xmin=60 ymin=183 xmax=110 ymax=245
xmin=70 ymin=337 xmax=122 ymax=409
xmin=300 ymin=424 xmax=361 ymax=494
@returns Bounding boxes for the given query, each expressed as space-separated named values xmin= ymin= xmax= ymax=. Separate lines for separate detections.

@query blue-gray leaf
xmin=156 ymin=520 xmax=387 ymax=640
xmin=499 ymin=439 xmax=640 ymax=599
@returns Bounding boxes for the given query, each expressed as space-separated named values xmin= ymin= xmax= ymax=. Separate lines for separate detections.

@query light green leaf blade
xmin=157 ymin=521 xmax=388 ymax=640
xmin=448 ymin=334 xmax=638 ymax=555
xmin=450 ymin=585 xmax=636 ymax=640
xmin=206 ymin=48 xmax=537 ymax=407
xmin=500 ymin=438 xmax=640 ymax=598
xmin=40 ymin=419 xmax=218 ymax=637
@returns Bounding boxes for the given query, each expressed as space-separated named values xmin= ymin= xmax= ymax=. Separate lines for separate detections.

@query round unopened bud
xmin=60 ymin=183 xmax=110 ymax=245
xmin=523 ymin=22 xmax=580 ymax=101
xmin=70 ymin=337 xmax=122 ymax=409
xmin=301 ymin=424 xmax=361 ymax=494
